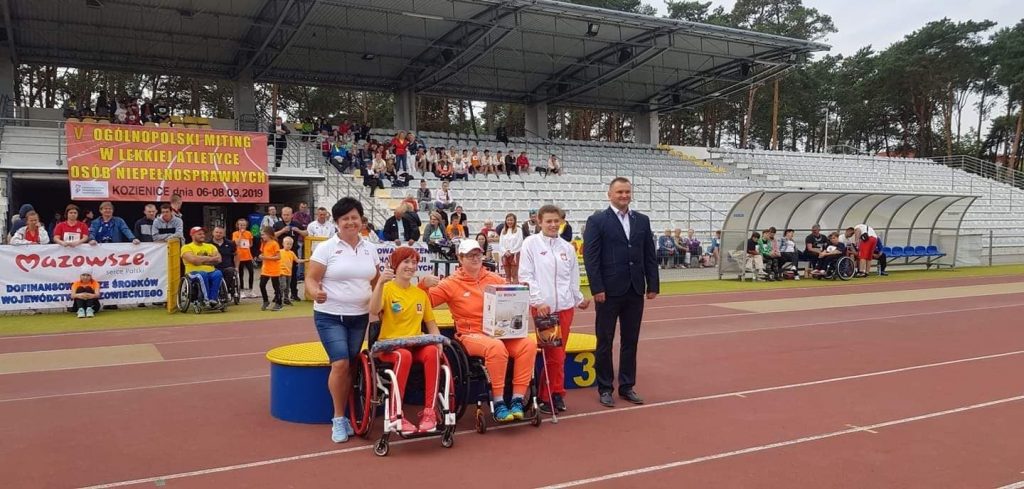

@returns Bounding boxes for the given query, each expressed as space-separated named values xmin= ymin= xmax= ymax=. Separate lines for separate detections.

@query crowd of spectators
xmin=63 ymin=91 xmax=173 ymax=126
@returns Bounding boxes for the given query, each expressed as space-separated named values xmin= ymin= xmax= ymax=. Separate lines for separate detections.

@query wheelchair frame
xmin=350 ymin=346 xmax=458 ymax=456
xmin=176 ymin=273 xmax=231 ymax=314
xmin=816 ymin=255 xmax=856 ymax=281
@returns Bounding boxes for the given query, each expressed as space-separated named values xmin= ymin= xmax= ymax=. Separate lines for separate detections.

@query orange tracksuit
xmin=422 ymin=267 xmax=537 ymax=398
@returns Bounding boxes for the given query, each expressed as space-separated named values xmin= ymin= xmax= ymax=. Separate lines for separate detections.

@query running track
xmin=2 ymin=274 xmax=1024 ymax=488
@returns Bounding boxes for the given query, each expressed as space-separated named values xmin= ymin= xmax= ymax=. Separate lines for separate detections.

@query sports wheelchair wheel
xmin=215 ymin=279 xmax=230 ymax=311
xmin=374 ymin=435 xmax=389 ymax=456
xmin=835 ymin=256 xmax=856 ymax=281
xmin=176 ymin=277 xmax=193 ymax=313
xmin=228 ymin=269 xmax=241 ymax=305
xmin=349 ymin=351 xmax=376 ymax=438
xmin=442 ymin=339 xmax=472 ymax=421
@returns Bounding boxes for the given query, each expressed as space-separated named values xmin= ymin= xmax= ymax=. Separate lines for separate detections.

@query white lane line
xmin=0 ymin=374 xmax=268 ymax=403
xmin=73 ymin=349 xmax=1024 ymax=488
xmin=637 ymin=302 xmax=1024 ymax=341
xmin=845 ymin=424 xmax=879 ymax=434
xmin=537 ymin=395 xmax=1024 ymax=489
xmin=997 ymin=481 xmax=1024 ymax=489
xmin=0 ymin=352 xmax=266 ymax=377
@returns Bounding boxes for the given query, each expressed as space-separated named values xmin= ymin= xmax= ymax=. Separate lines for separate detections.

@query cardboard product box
xmin=482 ymin=284 xmax=530 ymax=339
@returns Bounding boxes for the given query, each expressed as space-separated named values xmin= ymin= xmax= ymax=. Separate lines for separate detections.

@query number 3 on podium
xmin=572 ymin=352 xmax=596 ymax=387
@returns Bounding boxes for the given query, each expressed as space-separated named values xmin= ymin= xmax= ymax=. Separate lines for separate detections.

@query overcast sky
xmin=650 ymin=0 xmax=1022 ymax=57
xmin=647 ymin=0 xmax=1022 ymax=136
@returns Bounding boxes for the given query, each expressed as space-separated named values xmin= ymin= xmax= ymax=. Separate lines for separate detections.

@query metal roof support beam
xmin=234 ymin=0 xmax=319 ymax=80
xmin=635 ymin=108 xmax=659 ymax=146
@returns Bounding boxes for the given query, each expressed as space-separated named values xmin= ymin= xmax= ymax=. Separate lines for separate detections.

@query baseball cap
xmin=457 ymin=239 xmax=483 ymax=255
xmin=189 ymin=226 xmax=204 ymax=236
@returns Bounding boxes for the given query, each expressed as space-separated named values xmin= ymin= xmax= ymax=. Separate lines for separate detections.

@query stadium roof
xmin=2 ymin=0 xmax=829 ymax=113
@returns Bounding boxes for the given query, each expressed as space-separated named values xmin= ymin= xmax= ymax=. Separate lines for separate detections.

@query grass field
xmin=2 ymin=264 xmax=1022 ymax=337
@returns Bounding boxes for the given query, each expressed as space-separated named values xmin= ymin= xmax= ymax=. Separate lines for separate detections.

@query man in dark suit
xmin=583 ymin=177 xmax=659 ymax=407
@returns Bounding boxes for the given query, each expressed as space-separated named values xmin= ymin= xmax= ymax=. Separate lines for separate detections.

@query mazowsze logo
xmin=13 ymin=253 xmax=148 ymax=273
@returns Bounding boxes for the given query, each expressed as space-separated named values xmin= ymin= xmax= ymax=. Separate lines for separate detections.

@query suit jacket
xmin=383 ymin=215 xmax=421 ymax=242
xmin=583 ymin=207 xmax=659 ymax=297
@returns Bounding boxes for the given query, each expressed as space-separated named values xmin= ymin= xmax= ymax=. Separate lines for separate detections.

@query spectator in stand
xmin=452 ymin=150 xmax=469 ymax=181
xmin=518 ymin=204 xmax=590 ymax=414
xmin=140 ymin=98 xmax=155 ymax=122
xmin=525 ymin=209 xmax=541 ymax=235
xmin=516 ymin=151 xmax=530 ymax=175
xmin=269 ymin=116 xmax=290 ymax=170
xmin=435 ymin=155 xmax=453 ymax=181
xmin=470 ymin=147 xmax=481 ymax=177
xmin=480 ymin=219 xmax=495 ymax=237
xmin=10 ymin=211 xmax=49 ymax=245
xmin=482 ymin=149 xmax=496 ymax=178
xmin=383 ymin=204 xmax=420 ymax=245
xmin=329 ymin=140 xmax=350 ymax=172
xmin=71 ymin=270 xmax=101 ymax=318
xmin=422 ymin=212 xmax=449 ymax=246
xmin=294 ymin=202 xmax=312 ymax=228
xmin=804 ymin=224 xmax=828 ymax=279
xmin=417 ymin=179 xmax=432 ymax=212
xmin=504 ymin=150 xmax=518 ymax=178
xmin=338 ymin=119 xmax=351 ymax=137
xmin=812 ymin=232 xmax=846 ymax=277
xmin=62 ymin=96 xmax=78 ymax=119
xmin=452 ymin=206 xmax=469 ymax=235
xmin=125 ymin=103 xmax=142 ymax=126
xmin=53 ymin=204 xmax=90 ymax=247
xmin=7 ymin=203 xmax=35 ymax=238
xmin=493 ymin=150 xmax=504 ymax=179
xmin=96 ymin=91 xmax=110 ymax=119
xmin=670 ymin=229 xmax=686 ymax=268
xmin=211 ymin=226 xmax=238 ymax=297
xmin=279 ymin=237 xmax=306 ymax=306
xmin=259 ymin=227 xmax=283 ymax=311
xmin=233 ymin=218 xmax=255 ymax=293
xmin=170 ymin=193 xmax=184 ymax=220
xmin=359 ymin=121 xmax=371 ymax=142
xmin=307 ymin=207 xmax=338 ymax=238
xmin=392 ymin=131 xmax=409 ymax=173
xmin=152 ymin=203 xmax=184 ymax=243
xmin=133 ymin=204 xmax=158 ymax=242
xmin=366 ymin=152 xmax=387 ymax=196
xmin=154 ymin=99 xmax=170 ymax=124
xmin=321 ymin=134 xmax=333 ymax=163
xmin=657 ymin=229 xmax=678 ymax=269
xmin=301 ymin=118 xmax=315 ymax=141
xmin=499 ymin=213 xmax=525 ymax=283
xmin=779 ymin=229 xmax=800 ymax=280
xmin=181 ymin=227 xmax=224 ymax=309
xmin=359 ymin=216 xmax=380 ymax=243
xmin=88 ymin=202 xmax=139 ymax=245
xmin=435 ymin=181 xmax=455 ymax=211
xmin=539 ymin=154 xmax=561 ymax=176
xmin=261 ymin=205 xmax=281 ymax=230
xmin=447 ymin=213 xmax=467 ymax=239
xmin=401 ymin=193 xmax=419 ymax=213
xmin=407 ymin=133 xmax=425 ymax=163
xmin=403 ymin=202 xmax=422 ymax=230
xmin=273 ymin=207 xmax=308 ymax=302
xmin=415 ymin=148 xmax=429 ymax=175
xmin=746 ymin=231 xmax=765 ymax=279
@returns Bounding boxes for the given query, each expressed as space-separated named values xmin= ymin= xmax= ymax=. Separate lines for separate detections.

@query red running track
xmin=1 ymin=274 xmax=1023 ymax=488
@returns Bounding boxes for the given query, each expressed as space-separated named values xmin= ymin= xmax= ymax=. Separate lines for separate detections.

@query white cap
xmin=457 ymin=239 xmax=482 ymax=255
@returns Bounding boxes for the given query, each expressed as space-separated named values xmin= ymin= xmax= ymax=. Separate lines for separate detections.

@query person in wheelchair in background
xmin=419 ymin=240 xmax=538 ymax=422
xmin=210 ymin=225 xmax=241 ymax=304
xmin=812 ymin=232 xmax=846 ymax=278
xmin=369 ymin=247 xmax=445 ymax=433
xmin=181 ymin=227 xmax=224 ymax=309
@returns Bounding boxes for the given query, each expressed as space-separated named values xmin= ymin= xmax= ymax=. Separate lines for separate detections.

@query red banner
xmin=65 ymin=123 xmax=269 ymax=203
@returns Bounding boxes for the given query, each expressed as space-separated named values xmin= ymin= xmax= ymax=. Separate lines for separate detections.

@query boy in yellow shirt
xmin=279 ymin=236 xmax=306 ymax=305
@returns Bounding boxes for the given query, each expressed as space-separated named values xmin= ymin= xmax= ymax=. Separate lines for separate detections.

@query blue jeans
xmin=313 ymin=311 xmax=369 ymax=363
xmin=189 ymin=270 xmax=223 ymax=302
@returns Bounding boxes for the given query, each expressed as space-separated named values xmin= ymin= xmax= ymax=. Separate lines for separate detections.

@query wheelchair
xmin=815 ymin=255 xmax=856 ymax=281
xmin=176 ymin=272 xmax=231 ymax=314
xmin=445 ymin=337 xmax=547 ymax=434
xmin=218 ymin=266 xmax=241 ymax=305
xmin=349 ymin=322 xmax=457 ymax=456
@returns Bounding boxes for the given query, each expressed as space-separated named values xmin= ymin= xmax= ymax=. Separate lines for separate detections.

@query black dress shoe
xmin=538 ymin=400 xmax=554 ymax=415
xmin=599 ymin=391 xmax=615 ymax=408
xmin=619 ymin=390 xmax=644 ymax=405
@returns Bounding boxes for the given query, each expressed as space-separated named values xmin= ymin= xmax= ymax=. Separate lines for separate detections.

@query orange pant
xmin=458 ymin=333 xmax=537 ymax=398
xmin=534 ymin=308 xmax=574 ymax=402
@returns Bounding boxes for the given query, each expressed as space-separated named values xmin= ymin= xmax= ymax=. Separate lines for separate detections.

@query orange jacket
xmin=421 ymin=267 xmax=506 ymax=335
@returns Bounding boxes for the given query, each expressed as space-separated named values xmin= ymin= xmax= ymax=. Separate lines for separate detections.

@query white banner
xmin=373 ymin=242 xmax=438 ymax=276
xmin=0 ymin=243 xmax=169 ymax=311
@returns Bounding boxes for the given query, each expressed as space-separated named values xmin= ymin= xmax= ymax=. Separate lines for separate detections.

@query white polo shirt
xmin=310 ymin=234 xmax=378 ymax=316
xmin=307 ymin=219 xmax=337 ymax=238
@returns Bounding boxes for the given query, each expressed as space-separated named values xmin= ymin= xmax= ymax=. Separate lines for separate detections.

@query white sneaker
xmin=76 ymin=308 xmax=86 ymax=318
xmin=794 ymin=275 xmax=801 ymax=281
xmin=85 ymin=307 xmax=95 ymax=318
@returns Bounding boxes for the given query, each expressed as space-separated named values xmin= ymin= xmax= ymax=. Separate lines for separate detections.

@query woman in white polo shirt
xmin=518 ymin=204 xmax=590 ymax=414
xmin=305 ymin=197 xmax=379 ymax=443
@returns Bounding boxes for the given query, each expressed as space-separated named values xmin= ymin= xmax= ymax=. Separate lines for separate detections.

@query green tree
xmin=990 ymin=20 xmax=1024 ymax=169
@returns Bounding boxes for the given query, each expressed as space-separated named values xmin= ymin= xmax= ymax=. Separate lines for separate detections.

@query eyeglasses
xmin=461 ymin=253 xmax=484 ymax=260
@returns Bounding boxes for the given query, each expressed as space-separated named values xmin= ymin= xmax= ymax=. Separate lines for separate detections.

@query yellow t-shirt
xmin=181 ymin=242 xmax=218 ymax=274
xmin=279 ymin=249 xmax=297 ymax=276
xmin=378 ymin=281 xmax=435 ymax=340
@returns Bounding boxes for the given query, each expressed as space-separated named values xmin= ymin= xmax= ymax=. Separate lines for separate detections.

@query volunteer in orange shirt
xmin=420 ymin=240 xmax=537 ymax=422
xmin=278 ymin=236 xmax=306 ymax=306
xmin=232 ymin=218 xmax=255 ymax=291
xmin=259 ymin=227 xmax=282 ymax=311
